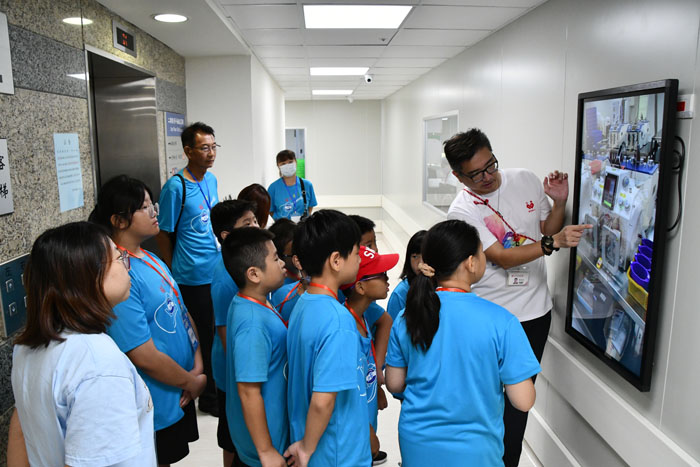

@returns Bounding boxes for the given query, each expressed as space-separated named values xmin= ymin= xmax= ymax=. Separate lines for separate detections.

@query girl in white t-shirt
xmin=9 ymin=222 xmax=156 ymax=467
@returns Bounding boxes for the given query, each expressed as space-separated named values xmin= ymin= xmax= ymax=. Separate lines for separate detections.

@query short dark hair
xmin=89 ymin=175 xmax=153 ymax=235
xmin=211 ymin=199 xmax=257 ymax=242
xmin=268 ymin=218 xmax=297 ymax=256
xmin=238 ymin=184 xmax=271 ymax=228
xmin=276 ymin=149 xmax=296 ymax=165
xmin=15 ymin=222 xmax=116 ymax=348
xmin=222 ymin=227 xmax=275 ymax=288
xmin=443 ymin=128 xmax=493 ymax=171
xmin=349 ymin=215 xmax=375 ymax=235
xmin=181 ymin=122 xmax=215 ymax=148
xmin=293 ymin=209 xmax=360 ymax=277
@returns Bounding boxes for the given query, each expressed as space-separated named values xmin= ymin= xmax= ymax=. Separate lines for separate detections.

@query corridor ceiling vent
xmin=303 ymin=5 xmax=412 ymax=29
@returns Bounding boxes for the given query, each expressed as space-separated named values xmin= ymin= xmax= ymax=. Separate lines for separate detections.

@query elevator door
xmin=89 ymin=52 xmax=161 ymax=200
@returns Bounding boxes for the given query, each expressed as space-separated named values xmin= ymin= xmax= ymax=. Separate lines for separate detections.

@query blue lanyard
xmin=186 ymin=168 xmax=212 ymax=210
xmin=283 ymin=177 xmax=301 ymax=207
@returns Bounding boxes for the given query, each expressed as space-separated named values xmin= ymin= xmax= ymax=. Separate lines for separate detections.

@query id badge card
xmin=181 ymin=311 xmax=199 ymax=352
xmin=506 ymin=266 xmax=529 ymax=286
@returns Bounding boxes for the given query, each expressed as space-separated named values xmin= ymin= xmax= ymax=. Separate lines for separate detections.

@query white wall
xmin=186 ymin=55 xmax=285 ymax=197
xmin=285 ymin=100 xmax=382 ymax=208
xmin=251 ymin=56 xmax=285 ymax=187
xmin=381 ymin=0 xmax=700 ymax=465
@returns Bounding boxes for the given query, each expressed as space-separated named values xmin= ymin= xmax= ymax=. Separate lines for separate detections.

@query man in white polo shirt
xmin=445 ymin=128 xmax=590 ymax=467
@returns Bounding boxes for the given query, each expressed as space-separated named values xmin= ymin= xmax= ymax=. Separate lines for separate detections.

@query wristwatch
xmin=541 ymin=235 xmax=559 ymax=256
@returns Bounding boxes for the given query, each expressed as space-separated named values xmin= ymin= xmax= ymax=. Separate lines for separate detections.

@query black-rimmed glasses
xmin=460 ymin=156 xmax=499 ymax=183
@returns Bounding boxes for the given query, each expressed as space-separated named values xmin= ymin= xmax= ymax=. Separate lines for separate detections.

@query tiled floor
xmin=178 ymin=233 xmax=542 ymax=466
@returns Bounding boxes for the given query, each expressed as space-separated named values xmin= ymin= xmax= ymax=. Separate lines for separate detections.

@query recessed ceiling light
xmin=62 ymin=17 xmax=93 ymax=26
xmin=312 ymin=90 xmax=353 ymax=96
xmin=153 ymin=14 xmax=188 ymax=23
xmin=304 ymin=5 xmax=412 ymax=29
xmin=310 ymin=67 xmax=369 ymax=76
xmin=67 ymin=73 xmax=86 ymax=80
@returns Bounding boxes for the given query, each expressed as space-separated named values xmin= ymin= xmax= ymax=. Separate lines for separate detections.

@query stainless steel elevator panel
xmin=89 ymin=52 xmax=161 ymax=199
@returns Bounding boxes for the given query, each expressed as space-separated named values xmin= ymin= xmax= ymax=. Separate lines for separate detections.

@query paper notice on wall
xmin=53 ymin=133 xmax=84 ymax=212
xmin=165 ymin=112 xmax=187 ymax=177
xmin=0 ymin=139 xmax=13 ymax=215
xmin=0 ymin=13 xmax=15 ymax=95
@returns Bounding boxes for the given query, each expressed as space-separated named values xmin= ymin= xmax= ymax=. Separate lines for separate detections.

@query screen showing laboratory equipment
xmin=565 ymin=79 xmax=678 ymax=391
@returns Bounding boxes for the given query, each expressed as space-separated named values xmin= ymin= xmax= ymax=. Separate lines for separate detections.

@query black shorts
xmin=217 ymin=388 xmax=237 ymax=453
xmin=155 ymin=400 xmax=199 ymax=464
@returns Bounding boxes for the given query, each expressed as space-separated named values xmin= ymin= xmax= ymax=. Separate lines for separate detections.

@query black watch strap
xmin=541 ymin=235 xmax=558 ymax=256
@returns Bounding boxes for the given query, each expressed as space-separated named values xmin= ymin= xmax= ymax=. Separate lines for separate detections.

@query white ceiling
xmin=97 ymin=0 xmax=547 ymax=100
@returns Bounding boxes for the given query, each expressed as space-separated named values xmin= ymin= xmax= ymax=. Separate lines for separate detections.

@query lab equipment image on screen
xmin=570 ymin=91 xmax=666 ymax=380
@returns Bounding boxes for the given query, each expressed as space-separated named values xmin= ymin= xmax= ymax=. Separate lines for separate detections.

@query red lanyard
xmin=238 ymin=293 xmax=288 ymax=328
xmin=277 ymin=282 xmax=301 ymax=313
xmin=436 ymin=287 xmax=469 ymax=293
xmin=308 ymin=282 xmax=339 ymax=301
xmin=464 ymin=189 xmax=536 ymax=243
xmin=117 ymin=245 xmax=182 ymax=307
xmin=345 ymin=303 xmax=376 ymax=364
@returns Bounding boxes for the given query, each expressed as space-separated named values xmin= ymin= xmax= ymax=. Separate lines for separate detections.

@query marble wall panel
xmin=0 ymin=406 xmax=13 ymax=463
xmin=0 ymin=340 xmax=13 ymax=415
xmin=9 ymin=25 xmax=87 ymax=98
xmin=0 ymin=0 xmax=83 ymax=49
xmin=0 ymin=88 xmax=93 ymax=261
xmin=156 ymin=77 xmax=186 ymax=114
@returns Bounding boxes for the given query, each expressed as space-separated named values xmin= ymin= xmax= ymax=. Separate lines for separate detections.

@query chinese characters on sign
xmin=53 ymin=133 xmax=84 ymax=212
xmin=0 ymin=139 xmax=13 ymax=215
xmin=165 ymin=112 xmax=187 ymax=177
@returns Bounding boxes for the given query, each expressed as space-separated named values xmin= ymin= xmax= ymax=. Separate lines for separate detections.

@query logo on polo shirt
xmin=526 ymin=200 xmax=535 ymax=212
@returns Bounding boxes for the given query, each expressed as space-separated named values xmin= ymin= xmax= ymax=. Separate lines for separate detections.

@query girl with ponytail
xmin=385 ymin=220 xmax=541 ymax=466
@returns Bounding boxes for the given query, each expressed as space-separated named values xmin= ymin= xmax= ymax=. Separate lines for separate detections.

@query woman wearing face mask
xmin=267 ymin=149 xmax=318 ymax=222
xmin=90 ymin=175 xmax=205 ymax=467
xmin=9 ymin=221 xmax=156 ymax=467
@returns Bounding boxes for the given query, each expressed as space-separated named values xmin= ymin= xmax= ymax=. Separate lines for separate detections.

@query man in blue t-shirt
xmin=156 ymin=121 xmax=221 ymax=415
xmin=268 ymin=150 xmax=317 ymax=222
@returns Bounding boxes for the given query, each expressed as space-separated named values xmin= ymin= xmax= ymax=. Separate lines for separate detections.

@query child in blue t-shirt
xmin=284 ymin=210 xmax=371 ymax=467
xmin=222 ymin=227 xmax=289 ymax=467
xmin=340 ymin=246 xmax=399 ymax=465
xmin=210 ymin=199 xmax=260 ymax=465
xmin=385 ymin=220 xmax=540 ymax=466
xmin=387 ymin=230 xmax=427 ymax=321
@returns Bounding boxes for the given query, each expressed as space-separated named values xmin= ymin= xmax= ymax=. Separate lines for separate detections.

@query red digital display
xmin=116 ymin=27 xmax=134 ymax=51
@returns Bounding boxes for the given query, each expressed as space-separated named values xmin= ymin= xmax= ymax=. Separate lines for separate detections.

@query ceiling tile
xmin=268 ymin=67 xmax=309 ymax=75
xmin=243 ymin=29 xmax=303 ymax=46
xmin=272 ymin=74 xmax=309 ymax=82
xmin=302 ymin=0 xmax=419 ymax=4
xmin=369 ymin=67 xmax=431 ymax=75
xmin=390 ymin=29 xmax=490 ymax=46
xmin=224 ymin=5 xmax=300 ymax=29
xmin=373 ymin=57 xmax=446 ymax=68
xmin=306 ymin=46 xmax=386 ymax=58
xmin=421 ymin=0 xmax=543 ymax=6
xmin=382 ymin=45 xmax=464 ymax=58
xmin=255 ymin=46 xmax=306 ymax=58
xmin=303 ymin=29 xmax=397 ymax=46
xmin=262 ymin=57 xmax=308 ymax=67
xmin=310 ymin=76 xmax=363 ymax=83
xmin=404 ymin=6 xmax=527 ymax=30
xmin=308 ymin=57 xmax=376 ymax=67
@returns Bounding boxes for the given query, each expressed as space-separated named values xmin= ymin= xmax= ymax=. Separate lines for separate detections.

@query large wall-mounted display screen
xmin=565 ymin=79 xmax=678 ymax=391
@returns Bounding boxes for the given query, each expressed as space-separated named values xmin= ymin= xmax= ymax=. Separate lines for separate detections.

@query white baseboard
xmin=525 ymin=408 xmax=581 ymax=467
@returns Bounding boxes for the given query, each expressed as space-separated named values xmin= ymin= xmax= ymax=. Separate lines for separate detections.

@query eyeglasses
xmin=460 ymin=156 xmax=499 ymax=183
xmin=193 ymin=143 xmax=221 ymax=153
xmin=359 ymin=272 xmax=389 ymax=283
xmin=116 ymin=249 xmax=131 ymax=271
xmin=141 ymin=202 xmax=159 ymax=217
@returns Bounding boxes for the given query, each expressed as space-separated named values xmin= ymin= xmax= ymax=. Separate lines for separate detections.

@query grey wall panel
xmin=0 ymin=339 xmax=13 ymax=414
xmin=8 ymin=25 xmax=87 ymax=98
xmin=156 ymin=77 xmax=186 ymax=114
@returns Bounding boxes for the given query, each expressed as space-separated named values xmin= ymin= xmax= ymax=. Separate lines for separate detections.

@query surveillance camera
xmin=364 ymin=74 xmax=373 ymax=84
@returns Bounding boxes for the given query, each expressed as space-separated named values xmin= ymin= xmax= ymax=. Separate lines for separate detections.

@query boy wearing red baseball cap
xmin=341 ymin=246 xmax=399 ymax=465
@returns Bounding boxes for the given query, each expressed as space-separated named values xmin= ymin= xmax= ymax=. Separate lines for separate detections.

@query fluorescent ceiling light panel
xmin=67 ymin=73 xmax=86 ymax=80
xmin=62 ymin=17 xmax=93 ymax=25
xmin=303 ymin=5 xmax=412 ymax=29
xmin=310 ymin=67 xmax=369 ymax=76
xmin=154 ymin=14 xmax=188 ymax=23
xmin=312 ymin=90 xmax=353 ymax=96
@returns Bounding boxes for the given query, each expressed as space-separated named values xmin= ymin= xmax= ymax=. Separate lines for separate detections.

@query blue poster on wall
xmin=165 ymin=112 xmax=186 ymax=176
xmin=53 ymin=133 xmax=84 ymax=212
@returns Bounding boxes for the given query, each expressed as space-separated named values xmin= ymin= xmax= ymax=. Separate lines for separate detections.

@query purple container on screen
xmin=638 ymin=245 xmax=653 ymax=259
xmin=635 ymin=254 xmax=651 ymax=271
xmin=630 ymin=261 xmax=650 ymax=291
xmin=641 ymin=238 xmax=654 ymax=250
